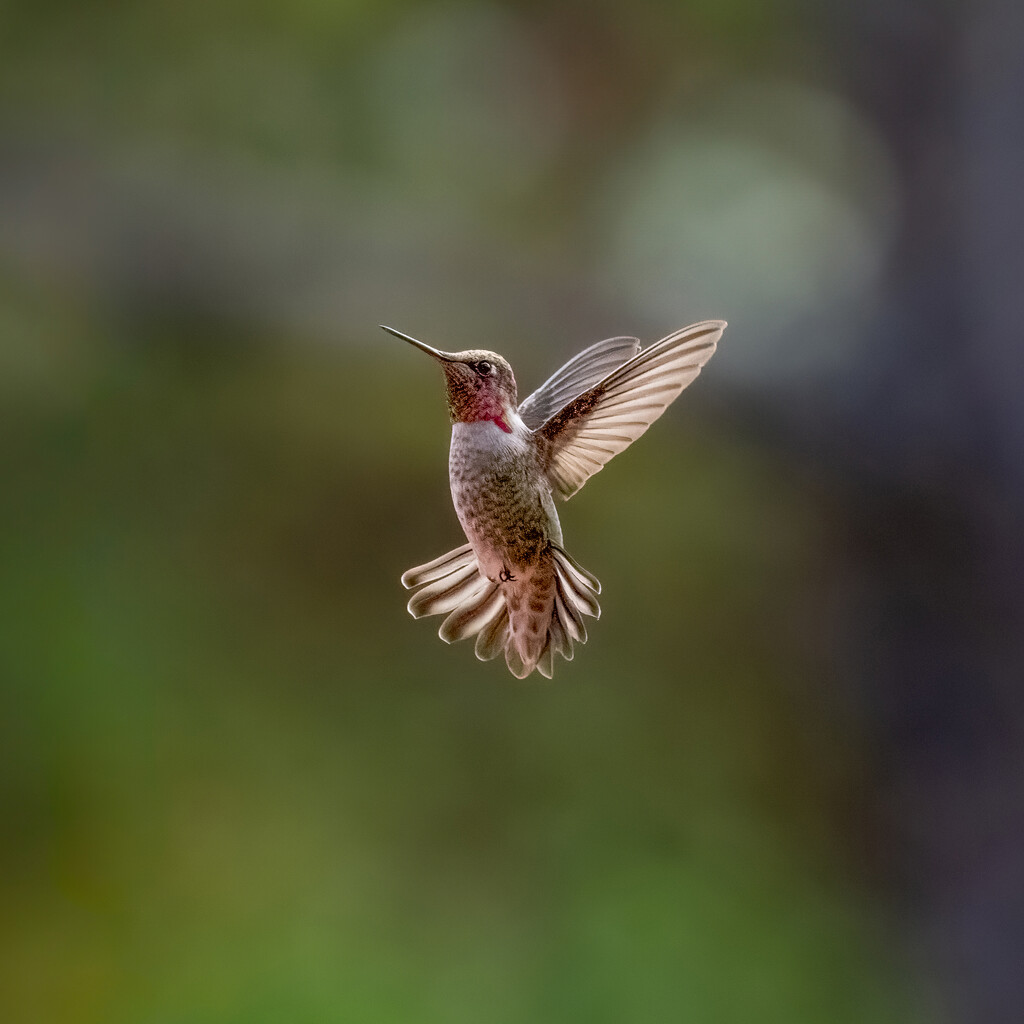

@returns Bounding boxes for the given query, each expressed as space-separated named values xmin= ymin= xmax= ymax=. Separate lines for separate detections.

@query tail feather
xmin=402 ymin=542 xmax=601 ymax=679
xmin=505 ymin=642 xmax=529 ymax=679
xmin=401 ymin=543 xmax=474 ymax=589
xmin=407 ymin=561 xmax=486 ymax=618
xmin=475 ymin=605 xmax=509 ymax=661
xmin=552 ymin=545 xmax=602 ymax=618
xmin=536 ymin=644 xmax=555 ymax=680
xmin=547 ymin=608 xmax=573 ymax=661
xmin=554 ymin=589 xmax=586 ymax=644
xmin=439 ymin=584 xmax=502 ymax=644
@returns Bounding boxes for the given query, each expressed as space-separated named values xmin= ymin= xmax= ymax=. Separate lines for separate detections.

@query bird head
xmin=383 ymin=325 xmax=519 ymax=429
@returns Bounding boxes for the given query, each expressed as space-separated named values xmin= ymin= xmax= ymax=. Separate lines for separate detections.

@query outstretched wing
xmin=518 ymin=336 xmax=641 ymax=430
xmin=538 ymin=320 xmax=726 ymax=500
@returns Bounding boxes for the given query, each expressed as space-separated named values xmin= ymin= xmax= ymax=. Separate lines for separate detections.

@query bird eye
xmin=476 ymin=360 xmax=493 ymax=376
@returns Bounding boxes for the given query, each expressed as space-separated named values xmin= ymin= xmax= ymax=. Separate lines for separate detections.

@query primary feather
xmin=538 ymin=321 xmax=725 ymax=499
xmin=518 ymin=335 xmax=641 ymax=430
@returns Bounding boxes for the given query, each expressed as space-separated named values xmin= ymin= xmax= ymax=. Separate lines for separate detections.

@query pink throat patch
xmin=487 ymin=414 xmax=512 ymax=434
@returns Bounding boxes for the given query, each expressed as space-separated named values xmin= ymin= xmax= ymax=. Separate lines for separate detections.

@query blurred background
xmin=2 ymin=1 xmax=1022 ymax=1021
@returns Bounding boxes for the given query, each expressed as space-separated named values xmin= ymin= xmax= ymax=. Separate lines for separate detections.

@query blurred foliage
xmin=0 ymin=1 xmax=923 ymax=1022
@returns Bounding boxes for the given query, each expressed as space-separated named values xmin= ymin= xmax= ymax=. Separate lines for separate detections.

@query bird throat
xmin=445 ymin=377 xmax=512 ymax=433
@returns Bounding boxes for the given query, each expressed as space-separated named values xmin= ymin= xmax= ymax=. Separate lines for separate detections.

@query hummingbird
xmin=385 ymin=319 xmax=727 ymax=679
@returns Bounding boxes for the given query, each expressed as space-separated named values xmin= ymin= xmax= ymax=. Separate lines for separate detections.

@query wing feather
xmin=518 ymin=336 xmax=641 ymax=430
xmin=538 ymin=321 xmax=725 ymax=500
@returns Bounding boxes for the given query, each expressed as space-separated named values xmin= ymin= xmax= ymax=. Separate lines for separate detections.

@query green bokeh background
xmin=2 ymin=3 xmax=926 ymax=1022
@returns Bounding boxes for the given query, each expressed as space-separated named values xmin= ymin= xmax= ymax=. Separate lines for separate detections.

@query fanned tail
xmin=402 ymin=543 xmax=601 ymax=680
xmin=402 ymin=544 xmax=505 ymax=651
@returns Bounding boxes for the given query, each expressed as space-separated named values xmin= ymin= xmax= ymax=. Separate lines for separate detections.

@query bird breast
xmin=448 ymin=421 xmax=560 ymax=578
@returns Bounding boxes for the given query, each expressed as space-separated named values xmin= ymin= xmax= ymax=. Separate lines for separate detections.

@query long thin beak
xmin=379 ymin=324 xmax=454 ymax=361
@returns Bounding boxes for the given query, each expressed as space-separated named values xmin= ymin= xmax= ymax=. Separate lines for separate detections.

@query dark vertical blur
xmin=815 ymin=4 xmax=1024 ymax=1022
xmin=1 ymin=2 xmax=1020 ymax=1021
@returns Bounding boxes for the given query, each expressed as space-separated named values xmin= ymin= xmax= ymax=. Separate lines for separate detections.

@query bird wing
xmin=518 ymin=335 xmax=641 ymax=430
xmin=538 ymin=320 xmax=726 ymax=500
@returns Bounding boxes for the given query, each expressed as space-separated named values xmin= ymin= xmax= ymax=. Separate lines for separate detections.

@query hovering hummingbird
xmin=385 ymin=319 xmax=727 ymax=679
